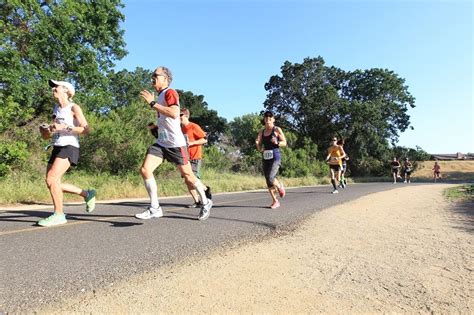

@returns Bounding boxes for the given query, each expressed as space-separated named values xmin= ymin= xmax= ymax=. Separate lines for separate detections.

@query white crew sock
xmin=144 ymin=177 xmax=160 ymax=209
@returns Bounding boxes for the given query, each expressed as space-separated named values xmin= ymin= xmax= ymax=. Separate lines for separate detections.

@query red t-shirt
xmin=181 ymin=122 xmax=206 ymax=160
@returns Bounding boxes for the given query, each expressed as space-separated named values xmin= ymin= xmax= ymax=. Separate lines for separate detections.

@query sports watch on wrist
xmin=149 ymin=101 xmax=156 ymax=108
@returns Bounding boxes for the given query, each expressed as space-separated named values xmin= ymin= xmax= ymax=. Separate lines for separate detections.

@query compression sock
xmin=194 ymin=179 xmax=208 ymax=205
xmin=331 ymin=179 xmax=337 ymax=190
xmin=144 ymin=177 xmax=160 ymax=209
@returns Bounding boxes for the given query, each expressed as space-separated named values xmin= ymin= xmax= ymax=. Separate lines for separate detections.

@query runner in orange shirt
xmin=180 ymin=108 xmax=212 ymax=208
xmin=325 ymin=137 xmax=346 ymax=194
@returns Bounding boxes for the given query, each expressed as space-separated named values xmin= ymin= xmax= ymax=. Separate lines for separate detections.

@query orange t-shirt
xmin=181 ymin=122 xmax=206 ymax=160
xmin=327 ymin=145 xmax=344 ymax=166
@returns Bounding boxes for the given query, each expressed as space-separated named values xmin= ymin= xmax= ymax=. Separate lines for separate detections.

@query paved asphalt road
xmin=1 ymin=183 xmax=399 ymax=312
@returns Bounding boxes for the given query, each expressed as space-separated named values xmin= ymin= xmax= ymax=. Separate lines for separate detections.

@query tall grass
xmin=0 ymin=169 xmax=328 ymax=206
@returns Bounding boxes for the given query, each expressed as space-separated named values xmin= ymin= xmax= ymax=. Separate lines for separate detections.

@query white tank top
xmin=156 ymin=88 xmax=186 ymax=148
xmin=52 ymin=103 xmax=80 ymax=148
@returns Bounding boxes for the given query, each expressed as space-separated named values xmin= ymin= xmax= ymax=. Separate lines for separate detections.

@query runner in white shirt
xmin=135 ymin=66 xmax=212 ymax=221
xmin=37 ymin=80 xmax=96 ymax=227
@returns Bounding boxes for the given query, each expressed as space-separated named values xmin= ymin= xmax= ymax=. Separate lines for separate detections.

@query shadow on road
xmin=214 ymin=204 xmax=269 ymax=209
xmin=449 ymin=199 xmax=474 ymax=234
xmin=99 ymin=201 xmax=188 ymax=208
xmin=209 ymin=215 xmax=281 ymax=230
xmin=164 ymin=211 xmax=280 ymax=229
xmin=0 ymin=210 xmax=143 ymax=227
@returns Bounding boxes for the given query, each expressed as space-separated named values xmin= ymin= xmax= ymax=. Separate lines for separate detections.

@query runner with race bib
xmin=136 ymin=66 xmax=212 ymax=221
xmin=255 ymin=111 xmax=287 ymax=209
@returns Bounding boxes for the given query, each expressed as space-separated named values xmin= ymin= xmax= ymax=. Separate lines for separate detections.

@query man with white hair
xmin=136 ymin=66 xmax=213 ymax=221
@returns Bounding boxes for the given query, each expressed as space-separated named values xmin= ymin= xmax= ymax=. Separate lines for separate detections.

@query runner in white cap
xmin=37 ymin=79 xmax=96 ymax=227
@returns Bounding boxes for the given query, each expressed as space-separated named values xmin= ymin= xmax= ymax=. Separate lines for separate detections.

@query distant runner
xmin=326 ymin=137 xmax=346 ymax=194
xmin=255 ymin=111 xmax=287 ymax=209
xmin=391 ymin=157 xmax=401 ymax=184
xmin=180 ymin=107 xmax=212 ymax=208
xmin=337 ymin=139 xmax=348 ymax=188
xmin=37 ymin=80 xmax=96 ymax=227
xmin=433 ymin=161 xmax=441 ymax=182
xmin=403 ymin=157 xmax=413 ymax=183
xmin=136 ymin=66 xmax=212 ymax=221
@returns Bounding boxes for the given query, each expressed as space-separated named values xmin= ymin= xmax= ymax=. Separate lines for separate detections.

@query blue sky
xmin=116 ymin=0 xmax=473 ymax=154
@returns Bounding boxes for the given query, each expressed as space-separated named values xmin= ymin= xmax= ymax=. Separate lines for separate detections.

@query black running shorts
xmin=329 ymin=164 xmax=341 ymax=171
xmin=147 ymin=143 xmax=189 ymax=166
xmin=48 ymin=145 xmax=80 ymax=166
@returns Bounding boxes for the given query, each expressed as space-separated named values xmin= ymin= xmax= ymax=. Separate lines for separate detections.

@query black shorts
xmin=329 ymin=164 xmax=341 ymax=171
xmin=48 ymin=145 xmax=80 ymax=166
xmin=392 ymin=168 xmax=399 ymax=174
xmin=147 ymin=143 xmax=188 ymax=166
xmin=190 ymin=159 xmax=202 ymax=179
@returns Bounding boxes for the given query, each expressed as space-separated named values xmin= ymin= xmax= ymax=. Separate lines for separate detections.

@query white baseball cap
xmin=48 ymin=79 xmax=75 ymax=97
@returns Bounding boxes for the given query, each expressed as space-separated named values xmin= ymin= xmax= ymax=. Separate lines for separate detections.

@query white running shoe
xmin=135 ymin=207 xmax=163 ymax=220
xmin=331 ymin=190 xmax=339 ymax=194
xmin=198 ymin=200 xmax=213 ymax=221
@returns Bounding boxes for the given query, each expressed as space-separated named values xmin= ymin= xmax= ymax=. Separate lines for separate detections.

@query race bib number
xmin=263 ymin=150 xmax=274 ymax=160
xmin=158 ymin=130 xmax=169 ymax=142
xmin=52 ymin=132 xmax=60 ymax=142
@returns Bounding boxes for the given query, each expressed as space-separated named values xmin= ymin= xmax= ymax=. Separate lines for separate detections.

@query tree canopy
xmin=0 ymin=0 xmax=127 ymax=125
xmin=263 ymin=56 xmax=416 ymax=175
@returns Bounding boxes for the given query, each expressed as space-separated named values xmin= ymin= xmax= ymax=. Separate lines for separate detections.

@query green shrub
xmin=0 ymin=140 xmax=29 ymax=177
xmin=79 ymin=102 xmax=153 ymax=174
xmin=203 ymin=145 xmax=233 ymax=171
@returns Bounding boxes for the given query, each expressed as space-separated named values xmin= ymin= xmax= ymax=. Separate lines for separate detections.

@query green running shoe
xmin=85 ymin=189 xmax=96 ymax=213
xmin=38 ymin=213 xmax=67 ymax=227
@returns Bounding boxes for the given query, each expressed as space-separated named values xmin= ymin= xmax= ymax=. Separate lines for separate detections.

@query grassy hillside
xmin=413 ymin=161 xmax=474 ymax=182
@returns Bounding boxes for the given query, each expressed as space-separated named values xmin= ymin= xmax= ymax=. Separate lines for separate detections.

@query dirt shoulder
xmin=40 ymin=184 xmax=473 ymax=314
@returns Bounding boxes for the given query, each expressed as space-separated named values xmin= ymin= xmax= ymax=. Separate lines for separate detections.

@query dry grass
xmin=412 ymin=160 xmax=474 ymax=182
xmin=0 ymin=170 xmax=324 ymax=206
